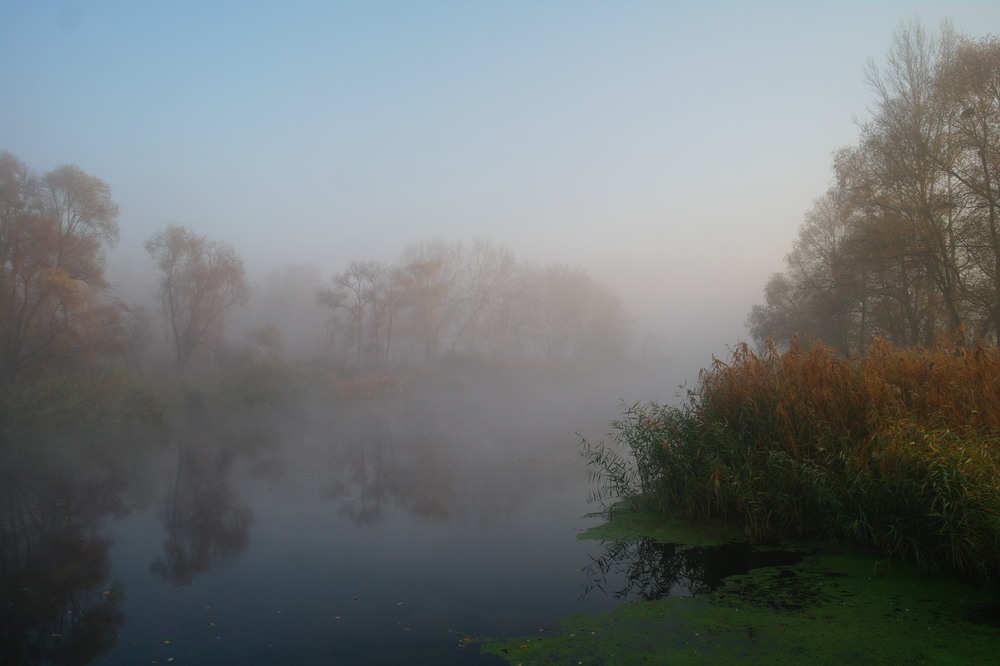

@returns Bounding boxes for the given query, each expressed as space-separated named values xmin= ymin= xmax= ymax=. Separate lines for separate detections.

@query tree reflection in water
xmin=0 ymin=443 xmax=127 ymax=665
xmin=582 ymin=538 xmax=804 ymax=601
xmin=319 ymin=399 xmax=485 ymax=526
xmin=322 ymin=407 xmax=402 ymax=526
xmin=0 ymin=376 xmax=653 ymax=663
xmin=150 ymin=416 xmax=256 ymax=587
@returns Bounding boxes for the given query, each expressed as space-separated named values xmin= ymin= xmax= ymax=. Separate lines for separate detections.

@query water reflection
xmin=320 ymin=404 xmax=478 ymax=525
xmin=321 ymin=407 xmax=402 ymax=525
xmin=583 ymin=538 xmax=805 ymax=601
xmin=1 ymin=377 xmax=635 ymax=664
xmin=150 ymin=436 xmax=254 ymax=587
xmin=147 ymin=401 xmax=295 ymax=586
xmin=300 ymin=388 xmax=583 ymax=528
xmin=0 ymin=442 xmax=127 ymax=665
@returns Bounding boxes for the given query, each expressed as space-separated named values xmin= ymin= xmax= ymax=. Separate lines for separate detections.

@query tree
xmin=316 ymin=261 xmax=390 ymax=373
xmin=747 ymin=272 xmax=815 ymax=346
xmin=0 ymin=152 xmax=120 ymax=382
xmin=748 ymin=21 xmax=1000 ymax=351
xmin=397 ymin=240 xmax=464 ymax=363
xmin=450 ymin=238 xmax=519 ymax=359
xmin=367 ymin=262 xmax=400 ymax=370
xmin=145 ymin=225 xmax=249 ymax=370
xmin=934 ymin=35 xmax=1000 ymax=338
xmin=856 ymin=20 xmax=965 ymax=336
xmin=524 ymin=264 xmax=627 ymax=362
xmin=315 ymin=238 xmax=630 ymax=371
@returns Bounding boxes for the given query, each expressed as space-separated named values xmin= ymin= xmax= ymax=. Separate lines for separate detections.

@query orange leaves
xmin=1 ymin=152 xmax=120 ymax=382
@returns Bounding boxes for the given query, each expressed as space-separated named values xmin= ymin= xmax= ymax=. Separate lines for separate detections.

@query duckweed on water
xmin=478 ymin=513 xmax=1000 ymax=664
xmin=579 ymin=508 xmax=746 ymax=548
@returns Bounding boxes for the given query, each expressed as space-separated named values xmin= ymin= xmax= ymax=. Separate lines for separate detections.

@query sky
xmin=2 ymin=1 xmax=998 ymax=382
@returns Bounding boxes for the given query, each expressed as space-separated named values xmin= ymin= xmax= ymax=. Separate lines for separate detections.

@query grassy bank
xmin=585 ymin=337 xmax=1000 ymax=585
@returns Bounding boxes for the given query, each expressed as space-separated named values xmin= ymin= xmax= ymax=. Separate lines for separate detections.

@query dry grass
xmin=592 ymin=337 xmax=1000 ymax=585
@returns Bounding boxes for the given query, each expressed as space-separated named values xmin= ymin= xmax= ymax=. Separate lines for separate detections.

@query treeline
xmin=0 ymin=151 xmax=252 ymax=384
xmin=749 ymin=21 xmax=1000 ymax=353
xmin=311 ymin=239 xmax=627 ymax=375
xmin=0 ymin=150 xmax=628 ymax=389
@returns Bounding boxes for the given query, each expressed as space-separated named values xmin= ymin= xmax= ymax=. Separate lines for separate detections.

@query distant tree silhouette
xmin=146 ymin=224 xmax=249 ymax=369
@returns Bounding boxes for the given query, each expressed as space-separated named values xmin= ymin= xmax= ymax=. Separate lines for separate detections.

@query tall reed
xmin=587 ymin=337 xmax=1000 ymax=585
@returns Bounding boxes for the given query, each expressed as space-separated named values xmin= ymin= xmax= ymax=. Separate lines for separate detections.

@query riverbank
xmin=584 ymin=338 xmax=1000 ymax=586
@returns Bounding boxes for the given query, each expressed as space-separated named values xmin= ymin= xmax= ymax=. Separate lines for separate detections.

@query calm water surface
xmin=2 ymin=376 xmax=659 ymax=665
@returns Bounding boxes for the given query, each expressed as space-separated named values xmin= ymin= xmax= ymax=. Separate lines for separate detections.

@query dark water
xmin=582 ymin=538 xmax=805 ymax=602
xmin=2 ymin=377 xmax=659 ymax=665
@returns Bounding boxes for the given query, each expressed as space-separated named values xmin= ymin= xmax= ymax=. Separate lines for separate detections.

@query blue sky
xmin=2 ymin=1 xmax=998 ymax=376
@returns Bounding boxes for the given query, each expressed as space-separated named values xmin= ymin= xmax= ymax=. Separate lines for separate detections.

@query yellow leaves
xmin=39 ymin=267 xmax=89 ymax=309
xmin=42 ymin=266 xmax=74 ymax=288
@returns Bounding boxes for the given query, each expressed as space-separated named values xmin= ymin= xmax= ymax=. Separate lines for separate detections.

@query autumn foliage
xmin=0 ymin=152 xmax=120 ymax=383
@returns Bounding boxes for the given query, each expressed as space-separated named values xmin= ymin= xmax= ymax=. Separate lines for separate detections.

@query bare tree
xmin=449 ymin=238 xmax=518 ymax=358
xmin=317 ymin=261 xmax=383 ymax=374
xmin=934 ymin=35 xmax=1000 ymax=338
xmin=857 ymin=20 xmax=965 ymax=335
xmin=397 ymin=240 xmax=464 ymax=363
xmin=145 ymin=225 xmax=249 ymax=370
xmin=748 ymin=21 xmax=1000 ymax=351
xmin=524 ymin=264 xmax=626 ymax=362
xmin=314 ymin=238 xmax=629 ymax=371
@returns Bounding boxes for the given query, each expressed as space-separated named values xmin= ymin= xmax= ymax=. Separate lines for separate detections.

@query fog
xmin=4 ymin=1 xmax=999 ymax=386
xmin=7 ymin=6 xmax=1000 ymax=662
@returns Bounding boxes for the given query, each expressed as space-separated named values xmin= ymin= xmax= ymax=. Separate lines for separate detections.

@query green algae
xmin=579 ymin=508 xmax=747 ymax=548
xmin=479 ymin=513 xmax=1000 ymax=664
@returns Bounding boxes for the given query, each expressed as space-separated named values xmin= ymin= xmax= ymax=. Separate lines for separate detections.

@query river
xmin=1 ymin=369 xmax=674 ymax=665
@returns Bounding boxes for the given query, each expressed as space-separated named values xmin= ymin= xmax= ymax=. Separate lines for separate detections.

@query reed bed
xmin=591 ymin=337 xmax=1000 ymax=585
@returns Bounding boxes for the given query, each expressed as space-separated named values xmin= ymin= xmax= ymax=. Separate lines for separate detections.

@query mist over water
xmin=1 ymin=366 xmax=678 ymax=665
